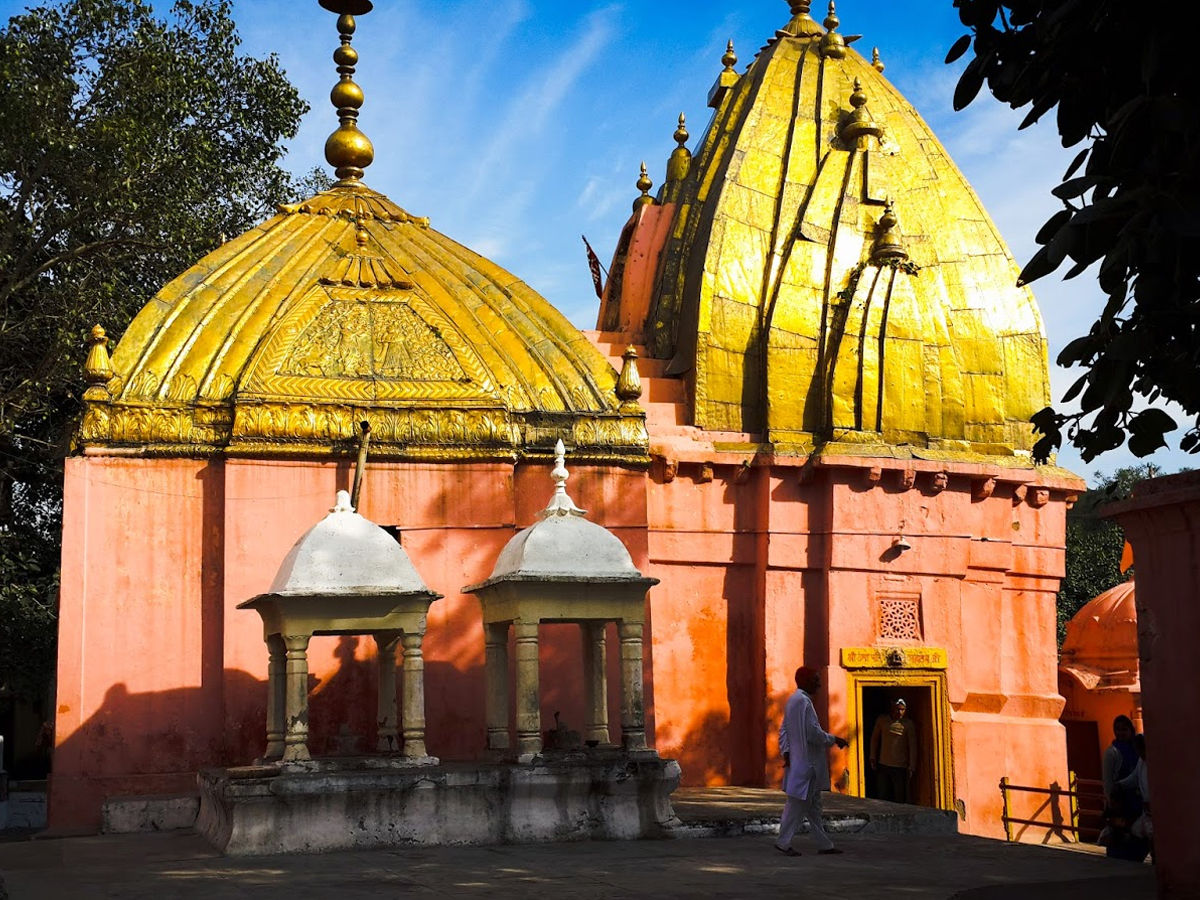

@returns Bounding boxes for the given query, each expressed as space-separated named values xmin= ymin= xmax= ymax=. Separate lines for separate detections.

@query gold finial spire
xmin=872 ymin=46 xmax=885 ymax=73
xmin=872 ymin=199 xmax=909 ymax=264
xmin=818 ymin=1 xmax=847 ymax=59
xmin=617 ymin=346 xmax=643 ymax=404
xmin=722 ymin=40 xmax=738 ymax=72
xmin=824 ymin=1 xmax=839 ymax=29
xmin=634 ymin=162 xmax=654 ymax=211
xmin=840 ymin=77 xmax=883 ymax=145
xmin=674 ymin=112 xmax=689 ymax=148
xmin=666 ymin=114 xmax=693 ymax=188
xmin=709 ymin=40 xmax=741 ymax=108
xmin=789 ymin=1 xmax=812 ymax=15
xmin=84 ymin=324 xmax=114 ymax=387
xmin=320 ymin=0 xmax=375 ymax=184
xmin=851 ymin=77 xmax=867 ymax=108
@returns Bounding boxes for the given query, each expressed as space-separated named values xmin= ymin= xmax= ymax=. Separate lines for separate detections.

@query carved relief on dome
xmin=281 ymin=299 xmax=468 ymax=383
xmin=240 ymin=285 xmax=499 ymax=403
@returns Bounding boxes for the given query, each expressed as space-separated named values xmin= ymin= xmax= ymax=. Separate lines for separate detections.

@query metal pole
xmin=1068 ymin=770 xmax=1080 ymax=842
xmin=0 ymin=733 xmax=8 ymax=828
xmin=350 ymin=421 xmax=371 ymax=510
xmin=999 ymin=777 xmax=1013 ymax=842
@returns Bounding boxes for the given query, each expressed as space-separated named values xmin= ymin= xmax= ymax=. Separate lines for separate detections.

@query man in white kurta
xmin=776 ymin=666 xmax=847 ymax=856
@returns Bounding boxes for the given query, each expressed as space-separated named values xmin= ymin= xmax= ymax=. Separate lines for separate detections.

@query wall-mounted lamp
xmin=892 ymin=534 xmax=912 ymax=553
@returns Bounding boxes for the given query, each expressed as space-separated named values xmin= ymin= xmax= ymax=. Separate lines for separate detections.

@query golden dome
xmin=79 ymin=182 xmax=647 ymax=462
xmin=608 ymin=3 xmax=1050 ymax=456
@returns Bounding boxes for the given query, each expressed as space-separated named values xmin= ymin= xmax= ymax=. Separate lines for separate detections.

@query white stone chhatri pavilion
xmin=466 ymin=440 xmax=660 ymax=762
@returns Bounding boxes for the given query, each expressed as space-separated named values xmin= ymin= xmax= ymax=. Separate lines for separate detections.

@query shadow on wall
xmin=50 ymin=622 xmax=639 ymax=828
xmin=665 ymin=687 xmax=858 ymax=792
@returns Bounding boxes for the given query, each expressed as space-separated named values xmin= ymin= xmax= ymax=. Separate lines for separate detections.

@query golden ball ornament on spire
xmin=633 ymin=162 xmax=654 ymax=211
xmin=666 ymin=113 xmax=693 ymax=186
xmin=840 ymin=77 xmax=883 ymax=145
xmin=673 ymin=112 xmax=689 ymax=148
xmin=872 ymin=200 xmax=910 ymax=264
xmin=818 ymin=2 xmax=847 ymax=59
xmin=722 ymin=40 xmax=738 ymax=72
xmin=320 ymin=0 xmax=376 ymax=183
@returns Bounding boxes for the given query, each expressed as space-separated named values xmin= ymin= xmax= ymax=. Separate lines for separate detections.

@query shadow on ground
xmin=0 ymin=829 xmax=1156 ymax=900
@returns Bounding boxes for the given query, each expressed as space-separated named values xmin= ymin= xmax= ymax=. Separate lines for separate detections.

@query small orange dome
xmin=1061 ymin=580 xmax=1138 ymax=668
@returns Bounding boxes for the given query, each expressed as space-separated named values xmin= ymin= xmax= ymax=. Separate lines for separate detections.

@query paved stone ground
xmin=0 ymin=829 xmax=1154 ymax=899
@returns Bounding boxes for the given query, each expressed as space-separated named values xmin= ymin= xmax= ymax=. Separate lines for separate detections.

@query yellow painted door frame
xmin=844 ymin=668 xmax=955 ymax=811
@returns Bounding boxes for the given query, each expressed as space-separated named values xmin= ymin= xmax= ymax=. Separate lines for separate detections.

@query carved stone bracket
xmin=972 ymin=477 xmax=996 ymax=502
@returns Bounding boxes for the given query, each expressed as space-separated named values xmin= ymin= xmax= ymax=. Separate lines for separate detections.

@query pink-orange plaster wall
xmin=640 ymin=459 xmax=1074 ymax=839
xmin=54 ymin=446 xmax=1075 ymax=841
xmin=1108 ymin=472 xmax=1200 ymax=897
xmin=52 ymin=455 xmax=649 ymax=829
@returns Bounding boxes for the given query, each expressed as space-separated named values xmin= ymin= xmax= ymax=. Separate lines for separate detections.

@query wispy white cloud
xmin=466 ymin=5 xmax=619 ymax=204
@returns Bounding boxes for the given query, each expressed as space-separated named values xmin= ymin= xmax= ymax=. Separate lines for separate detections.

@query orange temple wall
xmin=55 ymin=449 xmax=1075 ymax=841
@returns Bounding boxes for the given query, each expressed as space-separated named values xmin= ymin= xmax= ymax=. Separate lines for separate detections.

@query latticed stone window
xmin=878 ymin=595 xmax=922 ymax=642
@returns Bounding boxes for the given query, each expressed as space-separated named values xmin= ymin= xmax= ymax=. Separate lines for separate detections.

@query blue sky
xmin=3 ymin=0 xmax=1189 ymax=483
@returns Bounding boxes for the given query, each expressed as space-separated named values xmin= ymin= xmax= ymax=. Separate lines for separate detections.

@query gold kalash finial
xmin=320 ymin=0 xmax=375 ymax=184
xmin=633 ymin=162 xmax=654 ymax=211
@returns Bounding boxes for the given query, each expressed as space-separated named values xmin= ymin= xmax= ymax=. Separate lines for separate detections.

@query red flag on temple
xmin=582 ymin=235 xmax=605 ymax=300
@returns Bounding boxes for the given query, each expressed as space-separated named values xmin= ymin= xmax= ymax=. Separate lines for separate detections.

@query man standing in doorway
xmin=775 ymin=666 xmax=849 ymax=857
xmin=869 ymin=698 xmax=918 ymax=804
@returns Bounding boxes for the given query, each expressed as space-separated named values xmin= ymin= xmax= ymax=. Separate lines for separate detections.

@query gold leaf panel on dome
xmin=601 ymin=0 xmax=1050 ymax=459
xmin=78 ymin=1 xmax=647 ymax=463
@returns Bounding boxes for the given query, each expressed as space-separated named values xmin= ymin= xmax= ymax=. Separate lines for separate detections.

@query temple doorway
xmin=860 ymin=684 xmax=936 ymax=807
xmin=844 ymin=668 xmax=954 ymax=811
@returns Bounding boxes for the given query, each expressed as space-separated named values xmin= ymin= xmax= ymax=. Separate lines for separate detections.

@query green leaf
xmin=1063 ymin=147 xmax=1090 ymax=181
xmin=945 ymin=34 xmax=972 ymax=64
xmin=1051 ymin=176 xmax=1096 ymax=200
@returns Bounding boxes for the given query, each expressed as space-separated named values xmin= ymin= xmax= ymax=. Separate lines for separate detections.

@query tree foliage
xmin=0 ymin=0 xmax=321 ymax=701
xmin=1056 ymin=465 xmax=1158 ymax=645
xmin=948 ymin=1 xmax=1199 ymax=463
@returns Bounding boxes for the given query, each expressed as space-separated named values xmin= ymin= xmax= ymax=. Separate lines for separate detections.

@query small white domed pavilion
xmin=466 ymin=441 xmax=658 ymax=760
xmin=240 ymin=490 xmax=442 ymax=764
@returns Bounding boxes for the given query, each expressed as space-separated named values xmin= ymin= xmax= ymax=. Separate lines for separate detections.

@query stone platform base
xmin=196 ymin=752 xmax=681 ymax=856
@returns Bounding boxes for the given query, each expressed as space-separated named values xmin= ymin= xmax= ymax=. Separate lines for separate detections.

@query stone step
xmin=667 ymin=787 xmax=958 ymax=840
xmin=585 ymin=329 xmax=638 ymax=346
xmin=102 ymin=794 xmax=199 ymax=834
xmin=644 ymin=377 xmax=686 ymax=403
xmin=642 ymin=401 xmax=689 ymax=428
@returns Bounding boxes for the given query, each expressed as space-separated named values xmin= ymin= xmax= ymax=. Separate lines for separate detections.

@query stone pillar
xmin=1109 ymin=472 xmax=1200 ymax=898
xmin=514 ymin=620 xmax=542 ymax=759
xmin=262 ymin=634 xmax=287 ymax=761
xmin=619 ymin=621 xmax=646 ymax=751
xmin=484 ymin=622 xmax=510 ymax=752
xmin=400 ymin=630 xmax=428 ymax=759
xmin=374 ymin=631 xmax=401 ymax=753
xmin=582 ymin=621 xmax=609 ymax=745
xmin=282 ymin=633 xmax=312 ymax=763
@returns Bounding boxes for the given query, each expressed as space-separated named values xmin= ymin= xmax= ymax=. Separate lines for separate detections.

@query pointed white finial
xmin=332 ymin=489 xmax=355 ymax=513
xmin=542 ymin=439 xmax=587 ymax=518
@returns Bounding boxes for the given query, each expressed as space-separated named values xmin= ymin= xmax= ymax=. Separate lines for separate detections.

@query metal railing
xmin=999 ymin=772 xmax=1103 ymax=842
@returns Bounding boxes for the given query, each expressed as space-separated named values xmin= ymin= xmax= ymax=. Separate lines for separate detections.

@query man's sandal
xmin=774 ymin=845 xmax=801 ymax=857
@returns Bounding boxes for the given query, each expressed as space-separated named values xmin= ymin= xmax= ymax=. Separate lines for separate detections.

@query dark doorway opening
xmin=861 ymin=684 xmax=936 ymax=807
